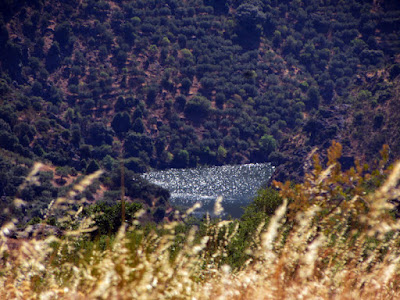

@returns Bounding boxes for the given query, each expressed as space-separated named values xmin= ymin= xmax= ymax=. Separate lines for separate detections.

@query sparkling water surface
xmin=141 ymin=163 xmax=274 ymax=218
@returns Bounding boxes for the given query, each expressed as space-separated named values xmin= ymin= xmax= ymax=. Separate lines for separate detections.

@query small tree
xmin=172 ymin=149 xmax=190 ymax=168
xmin=86 ymin=160 xmax=100 ymax=174
xmin=306 ymin=86 xmax=320 ymax=109
xmin=217 ymin=145 xmax=227 ymax=163
xmin=259 ymin=134 xmax=277 ymax=156
xmin=55 ymin=166 xmax=70 ymax=185
xmin=133 ymin=118 xmax=145 ymax=133
xmin=111 ymin=112 xmax=131 ymax=136
xmin=181 ymin=78 xmax=192 ymax=94
xmin=115 ymin=96 xmax=127 ymax=112
xmin=184 ymin=96 xmax=211 ymax=120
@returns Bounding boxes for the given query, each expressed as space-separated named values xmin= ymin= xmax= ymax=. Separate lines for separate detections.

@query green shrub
xmin=259 ymin=134 xmax=277 ymax=156
xmin=184 ymin=96 xmax=211 ymax=120
xmin=84 ymin=201 xmax=143 ymax=236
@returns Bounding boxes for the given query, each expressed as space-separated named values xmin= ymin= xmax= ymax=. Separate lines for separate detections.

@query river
xmin=141 ymin=163 xmax=274 ymax=218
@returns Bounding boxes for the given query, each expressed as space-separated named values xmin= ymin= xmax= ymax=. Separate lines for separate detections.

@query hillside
xmin=0 ymin=0 xmax=400 ymax=222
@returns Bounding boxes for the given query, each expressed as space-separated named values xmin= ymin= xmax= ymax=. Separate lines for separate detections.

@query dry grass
xmin=2 ymin=147 xmax=400 ymax=299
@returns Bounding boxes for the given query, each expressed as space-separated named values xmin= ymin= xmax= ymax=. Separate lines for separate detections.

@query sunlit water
xmin=141 ymin=163 xmax=274 ymax=218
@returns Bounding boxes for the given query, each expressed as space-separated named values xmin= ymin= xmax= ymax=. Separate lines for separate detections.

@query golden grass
xmin=2 ymin=148 xmax=400 ymax=299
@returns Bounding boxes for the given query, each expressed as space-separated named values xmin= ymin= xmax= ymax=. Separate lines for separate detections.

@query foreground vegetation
xmin=2 ymin=143 xmax=400 ymax=299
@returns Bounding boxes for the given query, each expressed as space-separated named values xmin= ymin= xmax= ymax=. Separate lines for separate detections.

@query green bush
xmin=111 ymin=112 xmax=131 ymax=135
xmin=259 ymin=134 xmax=277 ymax=156
xmin=84 ymin=201 xmax=143 ymax=236
xmin=184 ymin=96 xmax=211 ymax=120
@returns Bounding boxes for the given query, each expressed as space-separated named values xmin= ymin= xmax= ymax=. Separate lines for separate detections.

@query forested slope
xmin=0 ymin=0 xmax=400 ymax=222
